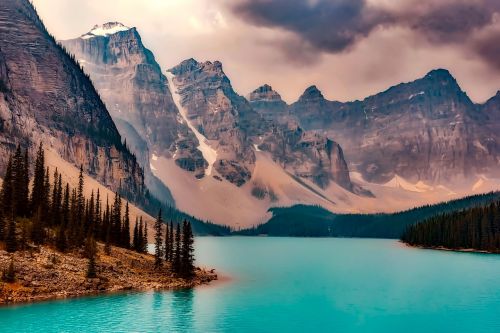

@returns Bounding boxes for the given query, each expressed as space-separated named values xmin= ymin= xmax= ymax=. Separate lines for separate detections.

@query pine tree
xmin=142 ymin=218 xmax=148 ymax=253
xmin=122 ymin=202 xmax=130 ymax=248
xmin=154 ymin=209 xmax=163 ymax=269
xmin=168 ymin=221 xmax=174 ymax=262
xmin=111 ymin=193 xmax=122 ymax=245
xmin=5 ymin=217 xmax=17 ymax=253
xmin=133 ymin=217 xmax=139 ymax=251
xmin=94 ymin=189 xmax=101 ymax=238
xmin=30 ymin=143 xmax=45 ymax=215
xmin=12 ymin=145 xmax=25 ymax=217
xmin=42 ymin=167 xmax=51 ymax=223
xmin=76 ymin=165 xmax=85 ymax=234
xmin=61 ymin=183 xmax=70 ymax=229
xmin=173 ymin=223 xmax=182 ymax=274
xmin=164 ymin=222 xmax=170 ymax=262
xmin=181 ymin=221 xmax=195 ymax=278
xmin=50 ymin=169 xmax=61 ymax=227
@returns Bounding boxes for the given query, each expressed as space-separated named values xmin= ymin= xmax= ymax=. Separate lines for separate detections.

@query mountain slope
xmin=288 ymin=69 xmax=500 ymax=185
xmin=0 ymin=0 xmax=143 ymax=198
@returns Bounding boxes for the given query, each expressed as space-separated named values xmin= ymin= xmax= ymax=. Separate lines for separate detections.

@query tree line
xmin=0 ymin=144 xmax=195 ymax=279
xmin=401 ymin=201 xmax=500 ymax=252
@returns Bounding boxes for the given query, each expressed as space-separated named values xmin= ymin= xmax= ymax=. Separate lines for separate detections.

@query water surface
xmin=1 ymin=237 xmax=500 ymax=332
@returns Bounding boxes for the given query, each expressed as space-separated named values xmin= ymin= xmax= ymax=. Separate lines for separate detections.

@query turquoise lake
xmin=1 ymin=237 xmax=500 ymax=332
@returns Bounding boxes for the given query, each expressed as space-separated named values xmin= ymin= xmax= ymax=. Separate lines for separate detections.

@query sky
xmin=33 ymin=0 xmax=500 ymax=104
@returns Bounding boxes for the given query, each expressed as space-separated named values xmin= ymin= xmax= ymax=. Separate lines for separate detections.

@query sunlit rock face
xmin=62 ymin=22 xmax=206 ymax=196
xmin=169 ymin=59 xmax=258 ymax=186
xmin=0 ymin=0 xmax=144 ymax=197
xmin=289 ymin=69 xmax=500 ymax=184
xmin=247 ymin=84 xmax=288 ymax=122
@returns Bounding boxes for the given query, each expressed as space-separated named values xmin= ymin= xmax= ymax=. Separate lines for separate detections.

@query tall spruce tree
xmin=122 ymin=202 xmax=131 ymax=248
xmin=173 ymin=223 xmax=182 ymax=275
xmin=168 ymin=221 xmax=174 ymax=262
xmin=143 ymin=218 xmax=148 ymax=253
xmin=133 ymin=217 xmax=139 ymax=251
xmin=154 ymin=209 xmax=163 ymax=269
xmin=12 ymin=145 xmax=26 ymax=217
xmin=181 ymin=221 xmax=195 ymax=278
xmin=164 ymin=222 xmax=170 ymax=262
xmin=30 ymin=143 xmax=45 ymax=215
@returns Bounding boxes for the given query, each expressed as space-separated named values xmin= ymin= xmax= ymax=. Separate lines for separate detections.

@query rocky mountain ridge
xmin=0 ymin=0 xmax=143 ymax=198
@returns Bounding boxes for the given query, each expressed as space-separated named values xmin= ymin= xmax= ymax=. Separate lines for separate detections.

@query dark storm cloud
xmin=231 ymin=0 xmax=393 ymax=53
xmin=230 ymin=0 xmax=500 ymax=69
xmin=408 ymin=1 xmax=500 ymax=42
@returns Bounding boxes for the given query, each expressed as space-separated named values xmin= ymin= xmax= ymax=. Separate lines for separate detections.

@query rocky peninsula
xmin=0 ymin=243 xmax=217 ymax=305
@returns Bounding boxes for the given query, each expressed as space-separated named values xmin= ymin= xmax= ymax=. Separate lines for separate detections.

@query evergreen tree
xmin=22 ymin=148 xmax=29 ymax=216
xmin=76 ymin=165 xmax=85 ymax=233
xmin=173 ymin=223 xmax=182 ymax=274
xmin=142 ymin=218 xmax=148 ymax=253
xmin=164 ymin=221 xmax=170 ymax=262
xmin=5 ymin=217 xmax=17 ymax=253
xmin=154 ymin=209 xmax=163 ymax=269
xmin=122 ymin=202 xmax=130 ymax=248
xmin=181 ymin=221 xmax=195 ymax=278
xmin=94 ymin=189 xmax=101 ymax=238
xmin=61 ymin=183 xmax=70 ymax=228
xmin=50 ymin=169 xmax=61 ymax=227
xmin=111 ymin=193 xmax=122 ymax=245
xmin=133 ymin=217 xmax=139 ymax=251
xmin=30 ymin=143 xmax=45 ymax=215
xmin=12 ymin=145 xmax=26 ymax=217
xmin=42 ymin=167 xmax=51 ymax=223
xmin=104 ymin=220 xmax=111 ymax=256
xmin=168 ymin=221 xmax=174 ymax=262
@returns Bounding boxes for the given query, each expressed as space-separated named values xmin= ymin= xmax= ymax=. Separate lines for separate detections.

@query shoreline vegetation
xmin=0 ymin=243 xmax=217 ymax=305
xmin=401 ymin=241 xmax=498 ymax=255
xmin=0 ymin=144 xmax=216 ymax=305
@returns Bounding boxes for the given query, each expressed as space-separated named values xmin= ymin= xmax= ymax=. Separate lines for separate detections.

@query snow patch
xmin=253 ymin=144 xmax=261 ymax=152
xmin=81 ymin=22 xmax=130 ymax=39
xmin=408 ymin=91 xmax=425 ymax=100
xmin=383 ymin=175 xmax=427 ymax=193
xmin=166 ymin=72 xmax=218 ymax=176
xmin=151 ymin=154 xmax=158 ymax=161
xmin=150 ymin=163 xmax=157 ymax=171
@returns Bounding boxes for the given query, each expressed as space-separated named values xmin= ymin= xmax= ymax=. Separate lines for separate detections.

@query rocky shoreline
xmin=0 ymin=243 xmax=217 ymax=305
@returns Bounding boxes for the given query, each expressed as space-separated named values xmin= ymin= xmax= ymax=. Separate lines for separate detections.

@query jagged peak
xmin=81 ymin=22 xmax=131 ymax=39
xmin=248 ymin=84 xmax=283 ymax=102
xmin=424 ymin=68 xmax=456 ymax=82
xmin=299 ymin=85 xmax=324 ymax=101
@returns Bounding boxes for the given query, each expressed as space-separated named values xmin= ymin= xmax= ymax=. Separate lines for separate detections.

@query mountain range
xmin=1 ymin=0 xmax=500 ymax=230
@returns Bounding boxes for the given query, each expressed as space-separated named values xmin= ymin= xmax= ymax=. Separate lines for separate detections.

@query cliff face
xmin=247 ymin=84 xmax=288 ymax=122
xmin=289 ymin=69 xmax=500 ymax=184
xmin=169 ymin=59 xmax=258 ymax=186
xmin=0 ymin=0 xmax=143 ymax=196
xmin=61 ymin=23 xmax=205 ymax=183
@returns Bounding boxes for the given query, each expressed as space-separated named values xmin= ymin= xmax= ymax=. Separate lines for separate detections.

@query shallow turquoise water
xmin=1 ymin=237 xmax=500 ymax=332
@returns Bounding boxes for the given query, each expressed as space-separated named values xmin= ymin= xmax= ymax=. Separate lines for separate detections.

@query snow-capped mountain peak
xmin=81 ymin=22 xmax=130 ymax=39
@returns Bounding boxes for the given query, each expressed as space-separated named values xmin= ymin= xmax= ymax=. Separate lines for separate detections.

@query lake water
xmin=1 ymin=237 xmax=500 ymax=332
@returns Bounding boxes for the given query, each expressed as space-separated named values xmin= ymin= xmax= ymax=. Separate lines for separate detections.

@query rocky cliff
xmin=0 ymin=0 xmax=143 ymax=197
